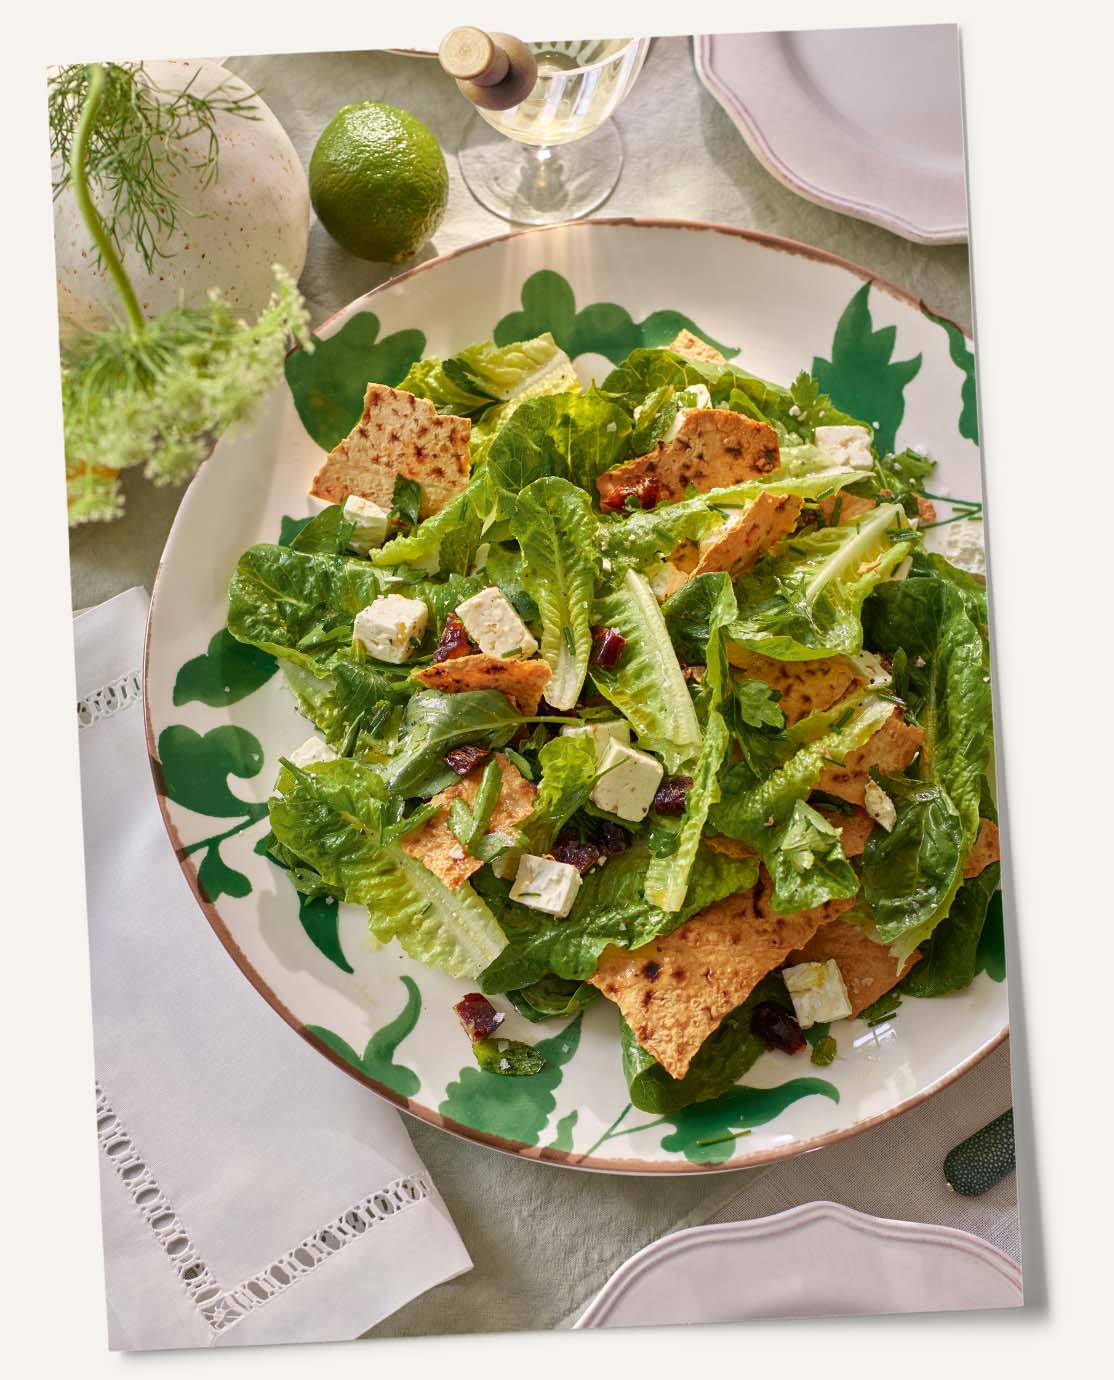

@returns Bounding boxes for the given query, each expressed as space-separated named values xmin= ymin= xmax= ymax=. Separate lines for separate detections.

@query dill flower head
xmin=62 ymin=264 xmax=309 ymax=524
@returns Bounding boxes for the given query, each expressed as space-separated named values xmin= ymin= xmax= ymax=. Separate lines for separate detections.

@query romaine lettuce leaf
xmin=268 ymin=757 xmax=507 ymax=978
xmin=860 ymin=776 xmax=965 ymax=942
xmin=900 ymin=864 xmax=1001 ymax=997
xmin=446 ymin=332 xmax=579 ymax=405
xmin=506 ymin=975 xmax=599 ymax=1023
xmin=515 ymin=477 xmax=599 ymax=710
xmin=589 ymin=569 xmax=702 ymax=771
xmin=485 ymin=390 xmax=631 ymax=494
xmin=384 ymin=689 xmax=524 ymax=797
xmin=644 ymin=710 xmax=728 ymax=912
xmin=728 ymin=502 xmax=913 ymax=662
xmin=518 ymin=732 xmax=598 ymax=853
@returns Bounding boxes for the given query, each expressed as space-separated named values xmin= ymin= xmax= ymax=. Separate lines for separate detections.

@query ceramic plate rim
xmin=575 ymin=1200 xmax=1022 ymax=1324
xmin=693 ymin=31 xmax=969 ymax=245
xmin=143 ymin=216 xmax=1000 ymax=1175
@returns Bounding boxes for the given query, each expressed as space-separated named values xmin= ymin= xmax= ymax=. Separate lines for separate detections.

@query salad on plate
xmin=226 ymin=326 xmax=998 ymax=1114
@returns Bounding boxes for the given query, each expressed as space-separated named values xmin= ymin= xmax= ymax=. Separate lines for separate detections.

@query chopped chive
xmin=876 ymin=690 xmax=906 ymax=705
xmin=832 ymin=707 xmax=854 ymax=730
xmin=820 ymin=755 xmax=846 ymax=769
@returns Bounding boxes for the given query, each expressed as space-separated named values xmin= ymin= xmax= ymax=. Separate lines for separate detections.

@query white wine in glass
xmin=452 ymin=37 xmax=651 ymax=224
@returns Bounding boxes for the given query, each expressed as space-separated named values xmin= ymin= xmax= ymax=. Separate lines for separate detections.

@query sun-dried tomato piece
xmin=591 ymin=626 xmax=627 ymax=668
xmin=432 ymin=613 xmax=476 ymax=663
xmin=653 ymin=775 xmax=693 ymax=815
xmin=599 ymin=474 xmax=661 ymax=513
xmin=552 ymin=831 xmax=602 ymax=875
xmin=444 ymin=744 xmax=490 ymax=776
xmin=453 ymin=992 xmax=505 ymax=1042
xmin=750 ymin=1001 xmax=806 ymax=1055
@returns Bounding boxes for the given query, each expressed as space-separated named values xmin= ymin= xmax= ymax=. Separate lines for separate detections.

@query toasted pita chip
xmin=816 ymin=710 xmax=925 ymax=806
xmin=964 ymin=819 xmax=1001 ymax=878
xmin=815 ymin=805 xmax=874 ymax=858
xmin=816 ymin=492 xmax=876 ymax=526
xmin=310 ymin=383 xmax=471 ymax=517
xmin=916 ymin=495 xmax=937 ymax=524
xmin=668 ymin=328 xmax=727 ymax=366
xmin=413 ymin=654 xmax=552 ymax=714
xmin=400 ymin=753 xmax=536 ymax=890
xmin=596 ymin=410 xmax=780 ymax=509
xmin=788 ymin=919 xmax=920 ymax=1017
xmin=589 ymin=870 xmax=855 ymax=1079
xmin=727 ymin=648 xmax=866 ymax=727
xmin=691 ymin=493 xmax=803 ymax=579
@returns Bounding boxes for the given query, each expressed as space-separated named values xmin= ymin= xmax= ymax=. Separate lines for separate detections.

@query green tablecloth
xmin=68 ymin=40 xmax=1003 ymax=1341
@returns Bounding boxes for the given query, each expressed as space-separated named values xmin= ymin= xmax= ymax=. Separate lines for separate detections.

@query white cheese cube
xmin=850 ymin=650 xmax=891 ymax=689
xmin=509 ymin=854 xmax=583 ymax=918
xmin=863 ymin=780 xmax=897 ymax=833
xmin=353 ymin=594 xmax=428 ymax=664
xmin=783 ymin=959 xmax=853 ymax=1028
xmin=490 ymin=850 xmax=522 ymax=880
xmin=455 ymin=586 xmax=538 ymax=659
xmin=815 ymin=424 xmax=875 ymax=471
xmin=342 ymin=495 xmax=390 ymax=553
xmin=288 ymin=735 xmax=338 ymax=768
xmin=591 ymin=740 xmax=664 ymax=822
xmin=940 ymin=518 xmax=986 ymax=576
xmin=649 ymin=561 xmax=689 ymax=602
xmin=560 ymin=719 xmax=632 ymax=768
xmin=680 ymin=383 xmax=712 ymax=409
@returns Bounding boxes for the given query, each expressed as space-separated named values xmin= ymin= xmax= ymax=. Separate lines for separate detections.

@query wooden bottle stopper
xmin=439 ymin=27 xmax=538 ymax=111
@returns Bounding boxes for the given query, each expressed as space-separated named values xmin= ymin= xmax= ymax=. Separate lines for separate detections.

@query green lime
xmin=308 ymin=102 xmax=448 ymax=264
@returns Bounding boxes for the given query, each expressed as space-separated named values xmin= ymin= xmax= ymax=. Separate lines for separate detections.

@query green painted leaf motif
xmin=159 ymin=724 xmax=269 ymax=904
xmin=252 ymin=833 xmax=354 ymax=973
xmin=157 ymin=724 xmax=268 ymax=819
xmin=308 ymin=976 xmax=423 ymax=1098
xmin=659 ymin=1079 xmax=840 ymax=1165
xmin=548 ymin=1109 xmax=579 ymax=1151
xmin=493 ymin=270 xmax=738 ymax=365
xmin=923 ymin=305 xmax=979 ymax=444
xmin=173 ymin=629 xmax=277 ymax=708
xmin=976 ymin=889 xmax=1006 ymax=981
xmin=812 ymin=282 xmax=922 ymax=457
xmin=438 ymin=1014 xmax=583 ymax=1144
xmin=285 ymin=312 xmax=427 ymax=451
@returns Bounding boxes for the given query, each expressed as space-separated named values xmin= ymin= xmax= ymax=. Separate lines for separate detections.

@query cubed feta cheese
xmin=490 ymin=849 xmax=522 ymax=880
xmin=288 ymin=735 xmax=338 ymax=768
xmin=342 ymin=495 xmax=390 ymax=553
xmin=680 ymin=383 xmax=712 ymax=409
xmin=815 ymin=424 xmax=875 ymax=471
xmin=940 ymin=518 xmax=986 ymax=576
xmin=509 ymin=854 xmax=583 ymax=917
xmin=591 ymin=740 xmax=664 ymax=822
xmin=850 ymin=650 xmax=892 ymax=689
xmin=560 ymin=719 xmax=632 ymax=768
xmin=455 ymin=586 xmax=538 ymax=659
xmin=783 ymin=959 xmax=853 ymax=1028
xmin=649 ymin=561 xmax=690 ymax=602
xmin=863 ymin=780 xmax=897 ymax=832
xmin=353 ymin=594 xmax=428 ymax=664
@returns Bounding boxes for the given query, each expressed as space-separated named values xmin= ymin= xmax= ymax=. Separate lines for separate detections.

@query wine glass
xmin=457 ymin=37 xmax=651 ymax=225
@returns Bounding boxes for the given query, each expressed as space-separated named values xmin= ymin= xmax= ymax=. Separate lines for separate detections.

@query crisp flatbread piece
xmin=400 ymin=753 xmax=535 ymax=890
xmin=668 ymin=328 xmax=727 ymax=366
xmin=816 ymin=492 xmax=876 ymax=526
xmin=815 ymin=805 xmax=874 ymax=858
xmin=964 ymin=819 xmax=1001 ymax=878
xmin=816 ymin=710 xmax=925 ymax=805
xmin=412 ymin=654 xmax=552 ymax=715
xmin=310 ymin=383 xmax=471 ymax=517
xmin=727 ymin=647 xmax=866 ymax=727
xmin=788 ymin=919 xmax=920 ymax=1017
xmin=596 ymin=409 xmax=780 ymax=508
xmin=589 ymin=871 xmax=855 ymax=1079
xmin=691 ymin=492 xmax=803 ymax=579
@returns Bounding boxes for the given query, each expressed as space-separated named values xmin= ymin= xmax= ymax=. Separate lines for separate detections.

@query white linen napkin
xmin=75 ymin=587 xmax=472 ymax=1352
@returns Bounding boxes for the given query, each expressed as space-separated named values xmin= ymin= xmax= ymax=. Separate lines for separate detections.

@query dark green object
xmin=944 ymin=1109 xmax=1014 ymax=1196
xmin=472 ymin=1037 xmax=547 ymax=1077
xmin=308 ymin=976 xmax=423 ymax=1097
xmin=172 ymin=628 xmax=277 ymax=708
xmin=922 ymin=304 xmax=979 ymax=444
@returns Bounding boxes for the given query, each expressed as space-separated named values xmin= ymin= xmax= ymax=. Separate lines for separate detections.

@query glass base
xmin=458 ymin=115 xmax=624 ymax=226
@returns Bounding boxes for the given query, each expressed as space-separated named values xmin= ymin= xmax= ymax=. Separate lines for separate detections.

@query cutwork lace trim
xmin=96 ymin=1084 xmax=431 ymax=1337
xmin=78 ymin=671 xmax=142 ymax=727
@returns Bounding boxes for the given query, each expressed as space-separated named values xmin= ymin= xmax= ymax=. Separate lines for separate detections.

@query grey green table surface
xmin=68 ymin=39 xmax=1014 ymax=1338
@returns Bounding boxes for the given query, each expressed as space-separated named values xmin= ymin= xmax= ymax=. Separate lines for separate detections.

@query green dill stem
xmin=71 ymin=64 xmax=146 ymax=336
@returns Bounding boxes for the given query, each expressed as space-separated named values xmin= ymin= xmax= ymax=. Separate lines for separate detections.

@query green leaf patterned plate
xmin=144 ymin=220 xmax=1005 ymax=1173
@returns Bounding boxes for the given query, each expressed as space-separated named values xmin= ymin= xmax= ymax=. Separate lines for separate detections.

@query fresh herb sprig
xmin=49 ymin=62 xmax=261 ymax=273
